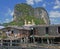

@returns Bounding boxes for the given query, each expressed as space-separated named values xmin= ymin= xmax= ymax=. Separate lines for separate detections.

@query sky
xmin=0 ymin=0 xmax=60 ymax=24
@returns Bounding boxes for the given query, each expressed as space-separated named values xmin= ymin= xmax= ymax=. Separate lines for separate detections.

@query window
xmin=46 ymin=27 xmax=49 ymax=34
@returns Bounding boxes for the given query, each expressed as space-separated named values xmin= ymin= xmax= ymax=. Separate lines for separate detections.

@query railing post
xmin=10 ymin=40 xmax=12 ymax=46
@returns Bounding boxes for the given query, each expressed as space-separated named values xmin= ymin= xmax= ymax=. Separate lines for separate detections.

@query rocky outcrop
xmin=13 ymin=3 xmax=50 ymax=25
xmin=34 ymin=7 xmax=50 ymax=24
xmin=14 ymin=3 xmax=34 ymax=21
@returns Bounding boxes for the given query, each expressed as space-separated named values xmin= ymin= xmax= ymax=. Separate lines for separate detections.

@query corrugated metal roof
xmin=1 ymin=24 xmax=60 ymax=30
xmin=1 ymin=26 xmax=32 ymax=30
xmin=0 ymin=26 xmax=5 ymax=29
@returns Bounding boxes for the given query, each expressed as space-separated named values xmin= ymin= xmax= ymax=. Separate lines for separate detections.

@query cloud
xmin=50 ymin=18 xmax=57 ymax=22
xmin=4 ymin=18 xmax=13 ymax=23
xmin=55 ymin=0 xmax=60 ymax=5
xmin=10 ymin=11 xmax=14 ymax=16
xmin=49 ymin=11 xmax=60 ymax=17
xmin=34 ymin=0 xmax=42 ymax=3
xmin=3 ymin=8 xmax=14 ymax=23
xmin=50 ymin=18 xmax=60 ymax=24
xmin=53 ymin=0 xmax=60 ymax=9
xmin=26 ymin=0 xmax=34 ymax=5
xmin=42 ymin=3 xmax=46 ymax=7
xmin=53 ymin=6 xmax=60 ymax=9
xmin=49 ymin=10 xmax=60 ymax=24
xmin=26 ymin=0 xmax=43 ymax=5
xmin=5 ymin=8 xmax=14 ymax=16
xmin=5 ymin=19 xmax=10 ymax=23
xmin=26 ymin=0 xmax=33 ymax=5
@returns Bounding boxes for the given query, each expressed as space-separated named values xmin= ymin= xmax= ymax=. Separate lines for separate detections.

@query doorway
xmin=58 ymin=27 xmax=60 ymax=33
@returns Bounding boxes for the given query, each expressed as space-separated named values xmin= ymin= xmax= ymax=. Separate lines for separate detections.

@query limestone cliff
xmin=13 ymin=3 xmax=50 ymax=25
xmin=3 ymin=3 xmax=50 ymax=26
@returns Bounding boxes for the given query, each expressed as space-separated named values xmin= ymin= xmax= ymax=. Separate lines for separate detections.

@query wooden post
xmin=24 ymin=37 xmax=25 ymax=44
xmin=41 ymin=38 xmax=43 ymax=44
xmin=21 ymin=38 xmax=23 ymax=43
xmin=10 ymin=40 xmax=12 ymax=46
xmin=1 ymin=40 xmax=2 ymax=46
xmin=52 ymin=38 xmax=54 ymax=44
xmin=51 ymin=39 xmax=52 ymax=44
xmin=33 ymin=36 xmax=35 ymax=43
xmin=26 ymin=37 xmax=28 ymax=43
xmin=47 ymin=38 xmax=49 ymax=44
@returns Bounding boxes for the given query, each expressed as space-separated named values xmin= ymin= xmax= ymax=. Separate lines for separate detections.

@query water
xmin=0 ymin=46 xmax=57 ymax=49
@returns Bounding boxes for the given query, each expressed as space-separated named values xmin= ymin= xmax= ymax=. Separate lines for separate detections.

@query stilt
xmin=21 ymin=38 xmax=23 ymax=43
xmin=52 ymin=38 xmax=54 ymax=44
xmin=47 ymin=38 xmax=49 ymax=44
xmin=1 ymin=40 xmax=2 ymax=46
xmin=10 ymin=40 xmax=12 ymax=46
xmin=41 ymin=38 xmax=43 ymax=44
xmin=51 ymin=39 xmax=52 ymax=44
xmin=33 ymin=36 xmax=35 ymax=43
xmin=26 ymin=37 xmax=28 ymax=43
xmin=23 ymin=38 xmax=26 ymax=44
xmin=50 ymin=38 xmax=54 ymax=44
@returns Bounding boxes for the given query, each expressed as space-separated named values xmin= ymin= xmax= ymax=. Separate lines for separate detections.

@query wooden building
xmin=0 ymin=25 xmax=60 ymax=47
xmin=30 ymin=25 xmax=60 ymax=44
xmin=0 ymin=26 xmax=31 ymax=46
